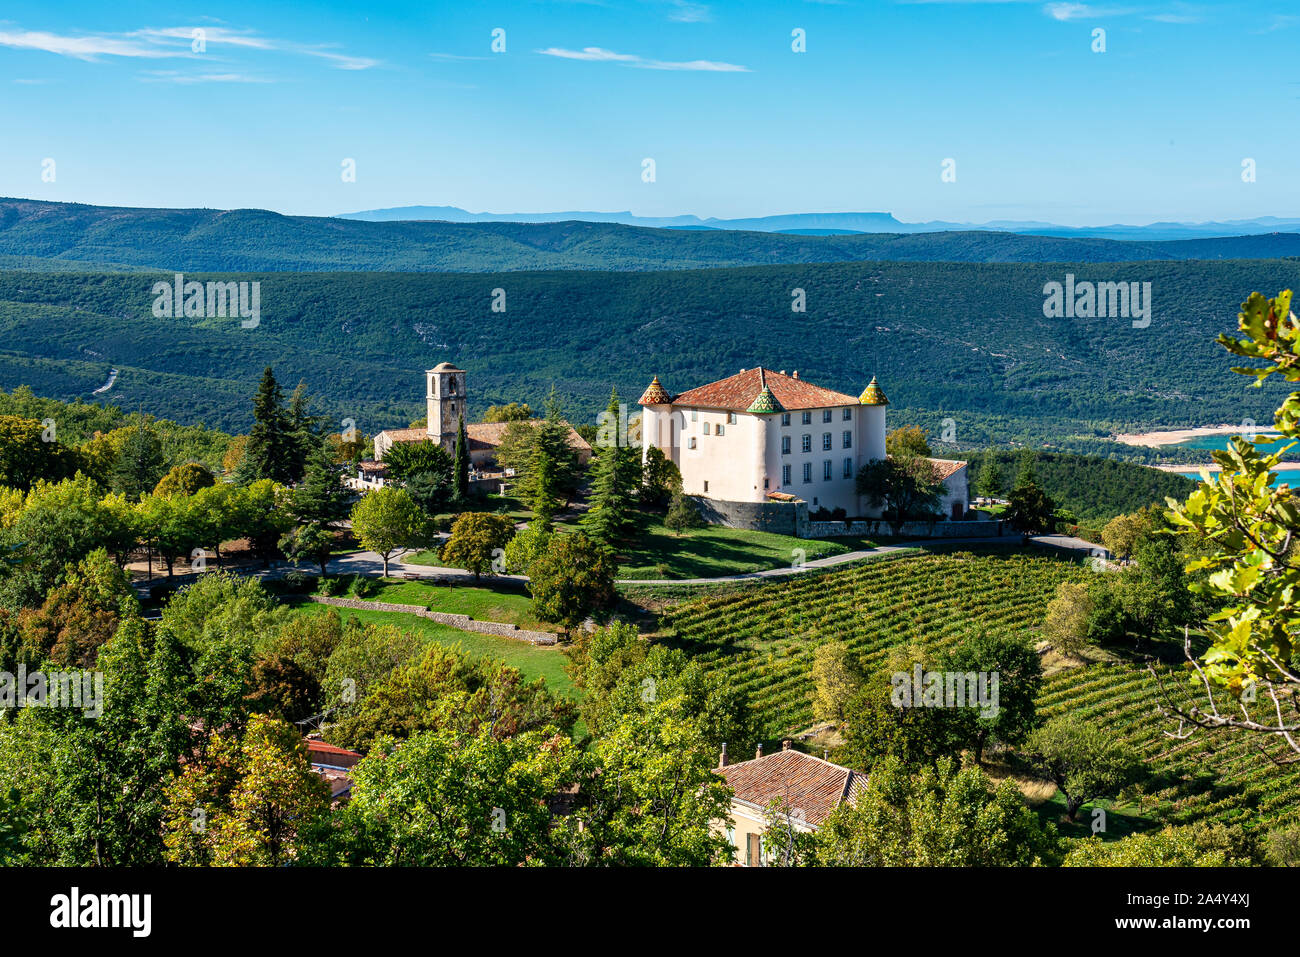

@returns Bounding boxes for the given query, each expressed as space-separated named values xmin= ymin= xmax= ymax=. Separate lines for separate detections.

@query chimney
xmin=755 ymin=743 xmax=764 ymax=760
xmin=792 ymin=370 xmax=800 ymax=379
xmin=718 ymin=743 xmax=728 ymax=768
xmin=782 ymin=739 xmax=792 ymax=751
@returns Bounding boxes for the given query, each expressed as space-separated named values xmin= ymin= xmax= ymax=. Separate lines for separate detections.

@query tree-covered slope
xmin=0 ymin=258 xmax=1289 ymax=436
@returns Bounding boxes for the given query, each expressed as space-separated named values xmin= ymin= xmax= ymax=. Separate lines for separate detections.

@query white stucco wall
xmin=643 ymin=400 xmax=888 ymax=515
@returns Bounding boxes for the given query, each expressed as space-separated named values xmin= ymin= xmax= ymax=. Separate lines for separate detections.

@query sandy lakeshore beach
xmin=1113 ymin=424 xmax=1277 ymax=448
xmin=1156 ymin=462 xmax=1300 ymax=475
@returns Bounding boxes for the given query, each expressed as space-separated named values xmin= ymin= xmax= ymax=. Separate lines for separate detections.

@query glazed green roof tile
xmin=746 ymin=385 xmax=784 ymax=414
xmin=859 ymin=376 xmax=889 ymax=406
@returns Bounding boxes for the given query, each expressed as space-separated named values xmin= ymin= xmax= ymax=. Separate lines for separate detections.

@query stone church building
xmin=359 ymin=362 xmax=591 ymax=489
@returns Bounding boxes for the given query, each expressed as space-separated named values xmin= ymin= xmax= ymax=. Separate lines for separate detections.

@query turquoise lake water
xmin=1172 ymin=433 xmax=1300 ymax=487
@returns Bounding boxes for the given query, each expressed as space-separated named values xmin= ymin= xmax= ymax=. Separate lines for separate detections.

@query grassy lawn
xmin=1033 ymin=792 xmax=1156 ymax=843
xmin=608 ymin=514 xmax=878 ymax=580
xmin=287 ymin=602 xmax=579 ymax=700
xmin=321 ymin=576 xmax=555 ymax=632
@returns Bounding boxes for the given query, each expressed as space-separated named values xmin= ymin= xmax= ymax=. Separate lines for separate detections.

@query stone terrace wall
xmin=690 ymin=496 xmax=804 ymax=536
xmin=306 ymin=595 xmax=558 ymax=646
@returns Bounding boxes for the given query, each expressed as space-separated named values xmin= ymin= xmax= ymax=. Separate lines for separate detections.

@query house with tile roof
xmin=714 ymin=740 xmax=867 ymax=865
xmin=639 ymin=367 xmax=967 ymax=527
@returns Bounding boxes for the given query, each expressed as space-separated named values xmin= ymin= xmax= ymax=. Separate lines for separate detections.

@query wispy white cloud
xmin=1044 ymin=2 xmax=1199 ymax=21
xmin=537 ymin=45 xmax=749 ymax=71
xmin=0 ymin=29 xmax=171 ymax=59
xmin=302 ymin=48 xmax=379 ymax=70
xmin=139 ymin=69 xmax=271 ymax=84
xmin=538 ymin=46 xmax=640 ymax=61
xmin=0 ymin=22 xmax=378 ymax=71
xmin=131 ymin=26 xmax=274 ymax=49
xmin=667 ymin=2 xmax=713 ymax=23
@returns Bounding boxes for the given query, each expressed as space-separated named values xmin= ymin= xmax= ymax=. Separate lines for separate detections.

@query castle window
xmin=823 ymin=460 xmax=832 ymax=480
xmin=822 ymin=433 xmax=832 ymax=451
xmin=704 ymin=481 xmax=709 ymax=492
xmin=801 ymin=435 xmax=812 ymax=453
xmin=703 ymin=423 xmax=710 ymax=435
xmin=782 ymin=464 xmax=791 ymax=485
xmin=782 ymin=436 xmax=791 ymax=455
xmin=691 ymin=410 xmax=698 ymax=422
xmin=716 ymin=424 xmax=725 ymax=436
xmin=802 ymin=463 xmax=812 ymax=483
xmin=781 ymin=413 xmax=791 ymax=426
xmin=689 ymin=437 xmax=697 ymax=450
xmin=727 ymin=412 xmax=737 ymax=425
xmin=843 ymin=430 xmax=852 ymax=449
xmin=843 ymin=408 xmax=852 ymax=421
xmin=763 ymin=478 xmax=769 ymax=489
xmin=823 ymin=410 xmax=832 ymax=423
xmin=801 ymin=411 xmax=812 ymax=425
xmin=844 ymin=457 xmax=853 ymax=478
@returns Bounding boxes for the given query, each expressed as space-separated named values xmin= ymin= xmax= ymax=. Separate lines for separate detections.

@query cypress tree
xmin=453 ymin=414 xmax=470 ymax=504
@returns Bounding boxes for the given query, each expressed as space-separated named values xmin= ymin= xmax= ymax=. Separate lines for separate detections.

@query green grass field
xmin=605 ymin=514 xmax=878 ymax=580
xmin=286 ymin=602 xmax=579 ymax=700
xmin=318 ymin=576 xmax=553 ymax=632
xmin=405 ymin=511 xmax=877 ymax=579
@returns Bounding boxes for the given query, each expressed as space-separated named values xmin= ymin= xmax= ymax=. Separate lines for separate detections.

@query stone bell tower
xmin=426 ymin=362 xmax=467 ymax=451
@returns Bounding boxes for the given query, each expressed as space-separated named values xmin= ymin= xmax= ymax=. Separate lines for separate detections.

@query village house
xmin=638 ymin=367 xmax=968 ymax=531
xmin=353 ymin=361 xmax=591 ymax=490
xmin=714 ymin=741 xmax=866 ymax=865
xmin=305 ymin=737 xmax=363 ymax=805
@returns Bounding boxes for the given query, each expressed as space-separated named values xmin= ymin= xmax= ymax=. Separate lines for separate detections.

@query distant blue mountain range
xmin=338 ymin=206 xmax=1300 ymax=242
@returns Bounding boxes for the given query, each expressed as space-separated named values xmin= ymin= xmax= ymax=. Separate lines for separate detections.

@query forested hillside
xmin=0 ymin=259 xmax=1288 ymax=437
xmin=964 ymin=450 xmax=1195 ymax=521
xmin=5 ymin=198 xmax=1300 ymax=272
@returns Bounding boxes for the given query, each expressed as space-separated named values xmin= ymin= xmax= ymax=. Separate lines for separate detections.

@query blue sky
xmin=0 ymin=0 xmax=1297 ymax=224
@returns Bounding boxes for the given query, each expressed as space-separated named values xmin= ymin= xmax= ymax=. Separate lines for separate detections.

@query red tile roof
xmin=467 ymin=420 xmax=591 ymax=454
xmin=926 ymin=457 xmax=968 ymax=481
xmin=716 ymin=749 xmax=866 ymax=828
xmin=307 ymin=739 xmax=363 ymax=769
xmin=378 ymin=421 xmax=591 ymax=455
xmin=664 ymin=368 xmax=859 ymax=413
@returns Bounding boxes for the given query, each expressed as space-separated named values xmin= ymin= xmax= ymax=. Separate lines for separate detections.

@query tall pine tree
xmin=284 ymin=381 xmax=325 ymax=483
xmin=292 ymin=437 xmax=352 ymax=527
xmin=236 ymin=367 xmax=294 ymax=485
xmin=581 ymin=389 xmax=640 ymax=549
xmin=110 ymin=417 xmax=166 ymax=500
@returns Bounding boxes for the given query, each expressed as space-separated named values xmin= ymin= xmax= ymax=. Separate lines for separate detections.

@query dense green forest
xmin=0 ymin=258 xmax=1289 ymax=440
xmin=6 ymin=198 xmax=1300 ymax=272
xmin=964 ymin=450 xmax=1195 ymax=521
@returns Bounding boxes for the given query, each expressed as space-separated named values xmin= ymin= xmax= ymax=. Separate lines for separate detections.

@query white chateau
xmin=638 ymin=367 xmax=967 ymax=526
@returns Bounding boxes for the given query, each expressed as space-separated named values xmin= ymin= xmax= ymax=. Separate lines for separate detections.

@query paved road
xmin=326 ymin=532 xmax=1103 ymax=587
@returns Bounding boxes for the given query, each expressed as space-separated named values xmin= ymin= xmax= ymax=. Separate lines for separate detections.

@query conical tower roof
xmin=859 ymin=376 xmax=889 ymax=406
xmin=747 ymin=384 xmax=784 ymax=414
xmin=746 ymin=367 xmax=784 ymax=413
xmin=638 ymin=375 xmax=672 ymax=405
